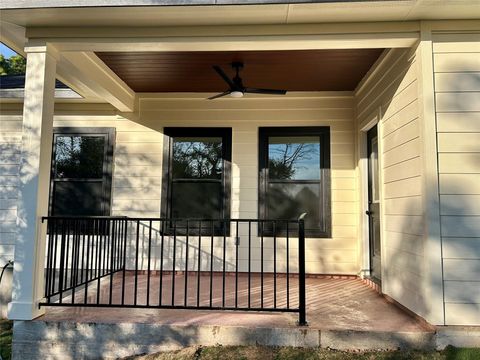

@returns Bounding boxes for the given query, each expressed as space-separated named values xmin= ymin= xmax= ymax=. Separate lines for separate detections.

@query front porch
xmin=13 ymin=276 xmax=434 ymax=359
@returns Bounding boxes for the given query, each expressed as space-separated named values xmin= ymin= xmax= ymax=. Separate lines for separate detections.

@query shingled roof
xmin=0 ymin=75 xmax=68 ymax=89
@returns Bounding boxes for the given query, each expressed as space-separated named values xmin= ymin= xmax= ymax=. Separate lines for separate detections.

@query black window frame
xmin=48 ymin=127 xmax=115 ymax=217
xmin=258 ymin=126 xmax=331 ymax=238
xmin=161 ymin=127 xmax=232 ymax=236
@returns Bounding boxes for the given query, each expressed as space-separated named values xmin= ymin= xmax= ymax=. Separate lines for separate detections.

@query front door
xmin=367 ymin=126 xmax=381 ymax=282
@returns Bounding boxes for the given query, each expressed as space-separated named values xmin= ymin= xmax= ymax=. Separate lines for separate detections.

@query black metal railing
xmin=41 ymin=215 xmax=307 ymax=325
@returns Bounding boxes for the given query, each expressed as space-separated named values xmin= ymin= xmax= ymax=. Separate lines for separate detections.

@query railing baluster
xmin=146 ymin=220 xmax=152 ymax=306
xmin=96 ymin=219 xmax=102 ymax=305
xmin=235 ymin=221 xmax=239 ymax=309
xmin=84 ymin=220 xmax=91 ymax=304
xmin=298 ymin=215 xmax=307 ymax=326
xmin=51 ymin=220 xmax=59 ymax=300
xmin=286 ymin=221 xmax=290 ymax=310
xmin=58 ymin=219 xmax=67 ymax=304
xmin=171 ymin=220 xmax=177 ymax=306
xmin=44 ymin=221 xmax=52 ymax=299
xmin=260 ymin=220 xmax=264 ymax=309
xmin=134 ymin=220 xmax=140 ymax=306
xmin=248 ymin=220 xmax=251 ymax=309
xmin=197 ymin=221 xmax=202 ymax=308
xmin=273 ymin=220 xmax=277 ymax=309
xmin=121 ymin=219 xmax=128 ymax=305
xmin=79 ymin=220 xmax=86 ymax=284
xmin=45 ymin=219 xmax=53 ymax=301
xmin=159 ymin=220 xmax=165 ymax=306
xmin=70 ymin=219 xmax=76 ymax=290
xmin=71 ymin=219 xmax=77 ymax=304
xmin=109 ymin=219 xmax=115 ymax=305
xmin=103 ymin=219 xmax=108 ymax=277
xmin=64 ymin=219 xmax=71 ymax=291
xmin=184 ymin=220 xmax=189 ymax=307
xmin=209 ymin=221 xmax=214 ymax=308
xmin=222 ymin=220 xmax=226 ymax=308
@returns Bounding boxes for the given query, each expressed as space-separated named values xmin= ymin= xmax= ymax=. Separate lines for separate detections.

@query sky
xmin=1 ymin=43 xmax=17 ymax=58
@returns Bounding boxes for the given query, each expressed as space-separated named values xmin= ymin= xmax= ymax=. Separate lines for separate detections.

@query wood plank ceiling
xmin=96 ymin=49 xmax=384 ymax=93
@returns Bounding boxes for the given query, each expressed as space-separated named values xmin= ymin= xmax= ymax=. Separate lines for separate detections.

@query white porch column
xmin=8 ymin=44 xmax=58 ymax=320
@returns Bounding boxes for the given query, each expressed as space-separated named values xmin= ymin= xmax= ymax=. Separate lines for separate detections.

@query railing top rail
xmin=42 ymin=216 xmax=304 ymax=223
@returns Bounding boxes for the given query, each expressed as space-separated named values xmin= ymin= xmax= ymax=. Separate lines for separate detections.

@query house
xmin=0 ymin=0 xmax=480 ymax=358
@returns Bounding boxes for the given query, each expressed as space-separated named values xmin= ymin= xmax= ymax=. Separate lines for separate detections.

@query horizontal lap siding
xmin=433 ymin=33 xmax=480 ymax=325
xmin=53 ymin=106 xmax=164 ymax=218
xmin=139 ymin=95 xmax=357 ymax=274
xmin=355 ymin=48 xmax=426 ymax=317
xmin=7 ymin=97 xmax=357 ymax=276
xmin=0 ymin=112 xmax=22 ymax=267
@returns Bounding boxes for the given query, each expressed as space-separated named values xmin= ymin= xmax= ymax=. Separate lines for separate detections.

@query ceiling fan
xmin=208 ymin=62 xmax=287 ymax=100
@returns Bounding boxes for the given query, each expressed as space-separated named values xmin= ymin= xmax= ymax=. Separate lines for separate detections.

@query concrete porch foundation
xmin=11 ymin=277 xmax=451 ymax=359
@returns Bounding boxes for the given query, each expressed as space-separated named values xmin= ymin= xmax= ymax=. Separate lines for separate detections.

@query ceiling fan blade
xmin=208 ymin=91 xmax=231 ymax=100
xmin=213 ymin=65 xmax=237 ymax=89
xmin=244 ymin=88 xmax=287 ymax=95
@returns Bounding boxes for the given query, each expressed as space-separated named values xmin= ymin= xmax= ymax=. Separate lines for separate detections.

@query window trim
xmin=258 ymin=126 xmax=331 ymax=238
xmin=49 ymin=127 xmax=115 ymax=217
xmin=161 ymin=127 xmax=232 ymax=227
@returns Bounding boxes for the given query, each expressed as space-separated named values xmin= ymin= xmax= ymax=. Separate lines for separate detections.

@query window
xmin=49 ymin=128 xmax=115 ymax=216
xmin=161 ymin=128 xmax=232 ymax=234
xmin=259 ymin=127 xmax=331 ymax=237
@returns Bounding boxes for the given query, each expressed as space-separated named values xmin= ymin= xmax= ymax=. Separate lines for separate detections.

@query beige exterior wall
xmin=354 ymin=47 xmax=428 ymax=317
xmin=0 ymin=106 xmax=22 ymax=268
xmin=0 ymin=93 xmax=358 ymax=275
xmin=432 ymin=32 xmax=480 ymax=325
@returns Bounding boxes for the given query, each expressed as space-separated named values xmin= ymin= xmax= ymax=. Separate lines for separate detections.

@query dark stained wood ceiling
xmin=96 ymin=49 xmax=384 ymax=93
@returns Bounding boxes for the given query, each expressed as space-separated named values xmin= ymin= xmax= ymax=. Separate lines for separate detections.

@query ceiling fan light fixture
xmin=230 ymin=90 xmax=244 ymax=98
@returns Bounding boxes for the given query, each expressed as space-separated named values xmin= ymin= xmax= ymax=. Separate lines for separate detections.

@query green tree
xmin=7 ymin=55 xmax=26 ymax=74
xmin=0 ymin=54 xmax=26 ymax=75
xmin=0 ymin=54 xmax=9 ymax=75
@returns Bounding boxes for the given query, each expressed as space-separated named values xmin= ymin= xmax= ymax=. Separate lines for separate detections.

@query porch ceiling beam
xmin=59 ymin=51 xmax=136 ymax=112
xmin=36 ymin=33 xmax=419 ymax=53
xmin=25 ymin=22 xmax=422 ymax=38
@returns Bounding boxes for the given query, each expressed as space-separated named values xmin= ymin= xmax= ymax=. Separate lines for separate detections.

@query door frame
xmin=358 ymin=109 xmax=386 ymax=285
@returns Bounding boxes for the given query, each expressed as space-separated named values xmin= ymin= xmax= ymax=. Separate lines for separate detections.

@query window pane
xmin=52 ymin=181 xmax=104 ymax=216
xmin=172 ymin=137 xmax=223 ymax=179
xmin=54 ymin=136 xmax=105 ymax=179
xmin=171 ymin=182 xmax=222 ymax=219
xmin=268 ymin=136 xmax=321 ymax=180
xmin=267 ymin=183 xmax=321 ymax=231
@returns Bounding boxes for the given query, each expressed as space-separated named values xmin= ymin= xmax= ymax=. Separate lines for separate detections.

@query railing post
xmin=297 ymin=213 xmax=308 ymax=326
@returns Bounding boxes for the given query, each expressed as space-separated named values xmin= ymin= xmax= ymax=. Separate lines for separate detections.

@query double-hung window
xmin=259 ymin=127 xmax=331 ymax=237
xmin=49 ymin=128 xmax=115 ymax=216
xmin=161 ymin=128 xmax=232 ymax=234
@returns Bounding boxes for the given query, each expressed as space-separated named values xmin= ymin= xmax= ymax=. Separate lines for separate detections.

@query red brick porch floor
xmin=38 ymin=273 xmax=430 ymax=333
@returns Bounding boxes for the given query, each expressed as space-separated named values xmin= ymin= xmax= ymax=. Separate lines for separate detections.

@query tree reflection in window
xmin=172 ymin=137 xmax=223 ymax=179
xmin=260 ymin=128 xmax=331 ymax=238
xmin=54 ymin=136 xmax=105 ymax=179
xmin=268 ymin=136 xmax=320 ymax=180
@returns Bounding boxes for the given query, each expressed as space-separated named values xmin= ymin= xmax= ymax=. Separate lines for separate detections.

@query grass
xmin=126 ymin=345 xmax=480 ymax=360
xmin=0 ymin=319 xmax=13 ymax=360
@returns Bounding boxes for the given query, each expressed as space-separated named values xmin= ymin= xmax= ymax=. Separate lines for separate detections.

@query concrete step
xmin=12 ymin=320 xmax=439 ymax=359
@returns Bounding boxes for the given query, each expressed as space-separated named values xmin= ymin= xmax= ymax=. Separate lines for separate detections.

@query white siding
xmin=1 ymin=94 xmax=358 ymax=275
xmin=0 ymin=105 xmax=22 ymax=267
xmin=355 ymin=48 xmax=427 ymax=317
xmin=433 ymin=32 xmax=480 ymax=325
xmin=137 ymin=94 xmax=358 ymax=274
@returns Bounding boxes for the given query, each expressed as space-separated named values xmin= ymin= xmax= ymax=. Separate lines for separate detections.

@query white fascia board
xmin=43 ymin=32 xmax=418 ymax=52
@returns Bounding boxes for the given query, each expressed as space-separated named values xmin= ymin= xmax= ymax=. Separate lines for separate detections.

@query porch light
xmin=230 ymin=90 xmax=244 ymax=98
